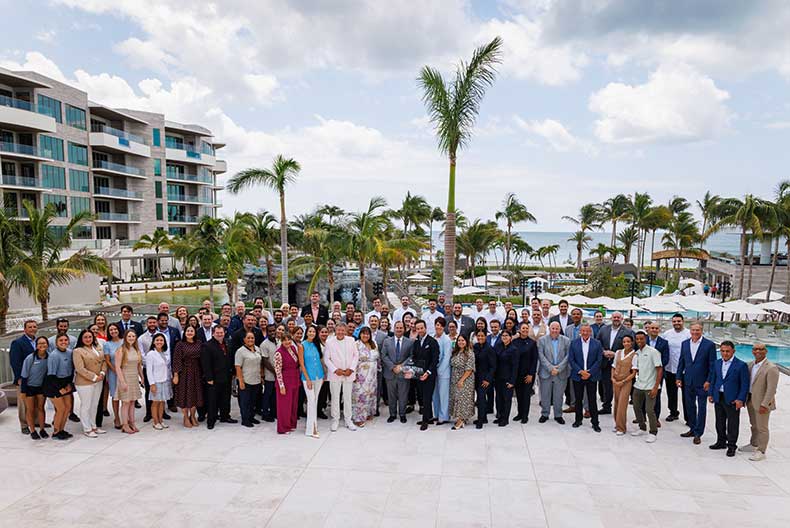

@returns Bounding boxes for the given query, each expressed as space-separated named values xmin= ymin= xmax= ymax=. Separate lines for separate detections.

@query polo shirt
xmin=633 ymin=345 xmax=662 ymax=391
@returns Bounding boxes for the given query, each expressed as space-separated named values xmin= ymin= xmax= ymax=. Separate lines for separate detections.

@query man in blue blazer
xmin=708 ymin=340 xmax=750 ymax=457
xmin=569 ymin=324 xmax=602 ymax=432
xmin=676 ymin=322 xmax=716 ymax=444
xmin=644 ymin=321 xmax=670 ymax=422
xmin=10 ymin=319 xmax=37 ymax=434
xmin=485 ymin=319 xmax=504 ymax=415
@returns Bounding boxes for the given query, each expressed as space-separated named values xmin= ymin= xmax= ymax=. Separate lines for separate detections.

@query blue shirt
xmin=21 ymin=353 xmax=49 ymax=387
xmin=551 ymin=338 xmax=559 ymax=363
xmin=436 ymin=333 xmax=453 ymax=379
xmin=300 ymin=341 xmax=325 ymax=381
xmin=47 ymin=348 xmax=74 ymax=378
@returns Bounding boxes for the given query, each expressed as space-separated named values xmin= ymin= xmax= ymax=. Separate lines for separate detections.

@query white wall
xmin=9 ymin=274 xmax=102 ymax=310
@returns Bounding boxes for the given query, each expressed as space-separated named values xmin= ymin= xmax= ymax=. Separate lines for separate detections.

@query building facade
xmin=0 ymin=67 xmax=225 ymax=245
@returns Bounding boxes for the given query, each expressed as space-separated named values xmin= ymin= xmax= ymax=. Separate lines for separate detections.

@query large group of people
xmin=8 ymin=294 xmax=780 ymax=461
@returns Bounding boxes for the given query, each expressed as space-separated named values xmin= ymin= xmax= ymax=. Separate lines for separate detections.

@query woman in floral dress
xmin=352 ymin=327 xmax=379 ymax=426
xmin=172 ymin=326 xmax=203 ymax=428
xmin=449 ymin=334 xmax=476 ymax=429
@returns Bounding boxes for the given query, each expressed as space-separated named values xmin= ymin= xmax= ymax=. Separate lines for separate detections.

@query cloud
xmin=514 ymin=117 xmax=596 ymax=154
xmin=34 ymin=30 xmax=57 ymax=43
xmin=765 ymin=121 xmax=790 ymax=130
xmin=0 ymin=51 xmax=68 ymax=83
xmin=113 ymin=38 xmax=175 ymax=72
xmin=588 ymin=63 xmax=732 ymax=144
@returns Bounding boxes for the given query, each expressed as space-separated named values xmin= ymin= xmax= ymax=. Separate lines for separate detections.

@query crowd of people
xmin=8 ymin=293 xmax=780 ymax=460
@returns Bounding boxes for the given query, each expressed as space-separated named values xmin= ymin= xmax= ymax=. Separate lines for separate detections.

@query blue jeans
xmin=684 ymin=385 xmax=708 ymax=437
xmin=432 ymin=376 xmax=450 ymax=421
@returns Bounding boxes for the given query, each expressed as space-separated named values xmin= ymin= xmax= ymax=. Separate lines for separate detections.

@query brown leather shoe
xmin=657 ymin=420 xmax=661 ymax=428
xmin=693 ymin=437 xmax=701 ymax=445
xmin=583 ymin=410 xmax=591 ymax=418
xmin=563 ymin=406 xmax=576 ymax=413
xmin=680 ymin=431 xmax=694 ymax=438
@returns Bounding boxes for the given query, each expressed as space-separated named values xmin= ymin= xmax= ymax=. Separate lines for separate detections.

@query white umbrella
xmin=455 ymin=285 xmax=486 ymax=295
xmin=678 ymin=278 xmax=703 ymax=288
xmin=565 ymin=294 xmax=592 ymax=304
xmin=537 ymin=292 xmax=563 ymax=302
xmin=604 ymin=300 xmax=641 ymax=312
xmin=485 ymin=275 xmax=508 ymax=284
xmin=588 ymin=296 xmax=615 ymax=305
xmin=678 ymin=298 xmax=726 ymax=313
xmin=527 ymin=277 xmax=549 ymax=283
xmin=747 ymin=290 xmax=784 ymax=301
xmin=407 ymin=273 xmax=431 ymax=281
xmin=718 ymin=300 xmax=768 ymax=315
xmin=640 ymin=298 xmax=684 ymax=313
xmin=755 ymin=300 xmax=790 ymax=314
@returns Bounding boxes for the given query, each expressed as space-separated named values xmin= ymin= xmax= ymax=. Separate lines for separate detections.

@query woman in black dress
xmin=172 ymin=325 xmax=203 ymax=427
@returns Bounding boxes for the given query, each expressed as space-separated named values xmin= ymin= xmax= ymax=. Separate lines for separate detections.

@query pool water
xmin=734 ymin=344 xmax=790 ymax=368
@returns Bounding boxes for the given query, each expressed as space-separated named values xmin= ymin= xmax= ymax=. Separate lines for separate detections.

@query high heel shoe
xmin=451 ymin=421 xmax=464 ymax=430
xmin=121 ymin=424 xmax=134 ymax=434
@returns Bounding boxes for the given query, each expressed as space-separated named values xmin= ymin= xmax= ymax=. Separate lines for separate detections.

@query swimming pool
xmin=734 ymin=344 xmax=790 ymax=368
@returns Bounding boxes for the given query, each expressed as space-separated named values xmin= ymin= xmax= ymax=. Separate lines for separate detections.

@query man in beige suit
xmin=528 ymin=310 xmax=547 ymax=342
xmin=740 ymin=343 xmax=780 ymax=461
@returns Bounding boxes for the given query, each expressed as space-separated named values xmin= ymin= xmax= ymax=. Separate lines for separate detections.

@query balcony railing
xmin=95 ymin=186 xmax=142 ymax=200
xmin=0 ymin=95 xmax=35 ymax=112
xmin=166 ymin=140 xmax=203 ymax=159
xmin=167 ymin=192 xmax=214 ymax=204
xmin=96 ymin=212 xmax=140 ymax=222
xmin=91 ymin=123 xmax=148 ymax=145
xmin=2 ymin=207 xmax=30 ymax=218
xmin=166 ymin=170 xmax=213 ymax=184
xmin=0 ymin=141 xmax=38 ymax=156
xmin=93 ymin=159 xmax=145 ymax=176
xmin=168 ymin=214 xmax=198 ymax=223
xmin=2 ymin=174 xmax=39 ymax=188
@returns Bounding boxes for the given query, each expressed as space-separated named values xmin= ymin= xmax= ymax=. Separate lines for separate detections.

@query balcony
xmin=168 ymin=214 xmax=199 ymax=224
xmin=1 ymin=174 xmax=43 ymax=190
xmin=95 ymin=212 xmax=141 ymax=223
xmin=167 ymin=192 xmax=214 ymax=205
xmin=92 ymin=159 xmax=146 ymax=179
xmin=0 ymin=141 xmax=49 ymax=162
xmin=94 ymin=186 xmax=143 ymax=201
xmin=90 ymin=123 xmax=151 ymax=158
xmin=165 ymin=170 xmax=213 ymax=185
xmin=165 ymin=144 xmax=215 ymax=167
xmin=214 ymin=159 xmax=227 ymax=173
xmin=0 ymin=95 xmax=57 ymax=133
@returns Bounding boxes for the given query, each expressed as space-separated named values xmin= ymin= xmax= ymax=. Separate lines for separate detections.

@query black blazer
xmin=196 ymin=326 xmax=215 ymax=343
xmin=596 ymin=324 xmax=635 ymax=368
xmin=301 ymin=304 xmax=329 ymax=326
xmin=230 ymin=326 xmax=264 ymax=354
xmin=495 ymin=343 xmax=519 ymax=385
xmin=473 ymin=342 xmax=497 ymax=386
xmin=117 ymin=319 xmax=144 ymax=337
xmin=512 ymin=337 xmax=538 ymax=379
xmin=650 ymin=335 xmax=670 ymax=367
xmin=413 ymin=335 xmax=440 ymax=381
xmin=200 ymin=338 xmax=234 ymax=384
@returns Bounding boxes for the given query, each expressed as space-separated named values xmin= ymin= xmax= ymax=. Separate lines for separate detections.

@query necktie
xmin=124 ymin=322 xmax=128 ymax=332
xmin=396 ymin=338 xmax=401 ymax=358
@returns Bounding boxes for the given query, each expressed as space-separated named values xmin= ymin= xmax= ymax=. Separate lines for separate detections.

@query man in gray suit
xmin=381 ymin=320 xmax=414 ymax=423
xmin=369 ymin=314 xmax=389 ymax=413
xmin=538 ymin=322 xmax=570 ymax=424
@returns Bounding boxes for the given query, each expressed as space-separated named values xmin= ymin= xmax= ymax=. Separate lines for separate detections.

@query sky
xmin=2 ymin=0 xmax=790 ymax=231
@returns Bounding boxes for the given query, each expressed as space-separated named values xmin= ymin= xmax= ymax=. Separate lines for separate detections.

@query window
xmin=43 ymin=194 xmax=67 ymax=217
xmin=154 ymin=158 xmax=162 ymax=176
xmin=68 ymin=142 xmax=88 ymax=166
xmin=155 ymin=181 xmax=162 ymax=198
xmin=96 ymin=226 xmax=112 ymax=239
xmin=39 ymin=135 xmax=64 ymax=161
xmin=37 ymin=94 xmax=62 ymax=122
xmin=156 ymin=203 xmax=163 ymax=221
xmin=165 ymin=135 xmax=183 ymax=149
xmin=152 ymin=128 xmax=161 ymax=147
xmin=168 ymin=227 xmax=186 ymax=237
xmin=69 ymin=169 xmax=90 ymax=192
xmin=201 ymin=141 xmax=214 ymax=156
xmin=166 ymin=164 xmax=184 ymax=179
xmin=1 ymin=161 xmax=14 ymax=176
xmin=65 ymin=105 xmax=86 ymax=130
xmin=72 ymin=225 xmax=92 ymax=239
xmin=40 ymin=164 xmax=66 ymax=189
xmin=70 ymin=196 xmax=91 ymax=215
xmin=94 ymin=200 xmax=110 ymax=213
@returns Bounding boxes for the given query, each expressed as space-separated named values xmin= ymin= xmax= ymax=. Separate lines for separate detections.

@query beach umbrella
xmin=455 ymin=285 xmax=486 ymax=295
xmin=407 ymin=273 xmax=431 ymax=281
xmin=565 ymin=294 xmax=592 ymax=304
xmin=604 ymin=299 xmax=641 ymax=312
xmin=537 ymin=292 xmax=563 ymax=302
xmin=747 ymin=290 xmax=784 ymax=301
xmin=755 ymin=300 xmax=790 ymax=314
xmin=640 ymin=298 xmax=684 ymax=313
xmin=588 ymin=296 xmax=615 ymax=304
xmin=485 ymin=275 xmax=508 ymax=283
xmin=718 ymin=300 xmax=768 ymax=315
xmin=527 ymin=277 xmax=549 ymax=283
xmin=678 ymin=298 xmax=726 ymax=313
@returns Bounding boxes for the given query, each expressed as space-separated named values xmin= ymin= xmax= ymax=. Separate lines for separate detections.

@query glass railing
xmin=167 ymin=192 xmax=213 ymax=204
xmin=166 ymin=170 xmax=213 ymax=184
xmin=168 ymin=214 xmax=198 ymax=223
xmin=1 ymin=174 xmax=39 ymax=188
xmin=165 ymin=140 xmax=202 ymax=159
xmin=0 ymin=141 xmax=38 ymax=156
xmin=93 ymin=159 xmax=145 ymax=176
xmin=95 ymin=186 xmax=142 ymax=199
xmin=96 ymin=212 xmax=140 ymax=222
xmin=91 ymin=123 xmax=148 ymax=145
xmin=0 ymin=95 xmax=35 ymax=112
xmin=201 ymin=143 xmax=214 ymax=156
xmin=2 ymin=207 xmax=30 ymax=218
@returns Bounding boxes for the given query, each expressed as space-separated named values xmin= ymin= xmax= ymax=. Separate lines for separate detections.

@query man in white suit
xmin=324 ymin=323 xmax=359 ymax=432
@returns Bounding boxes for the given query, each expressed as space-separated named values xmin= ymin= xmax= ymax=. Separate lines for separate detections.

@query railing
xmin=0 ymin=94 xmax=35 ymax=112
xmin=201 ymin=143 xmax=214 ymax=156
xmin=167 ymin=192 xmax=213 ymax=204
xmin=93 ymin=159 xmax=145 ymax=176
xmin=95 ymin=186 xmax=142 ymax=199
xmin=168 ymin=214 xmax=198 ymax=223
xmin=96 ymin=212 xmax=140 ymax=222
xmin=91 ymin=122 xmax=148 ymax=145
xmin=166 ymin=140 xmax=203 ymax=159
xmin=166 ymin=170 xmax=213 ymax=184
xmin=0 ymin=141 xmax=38 ymax=156
xmin=1 ymin=174 xmax=39 ymax=188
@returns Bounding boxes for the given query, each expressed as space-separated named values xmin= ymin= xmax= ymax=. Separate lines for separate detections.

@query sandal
xmin=122 ymin=424 xmax=134 ymax=434
xmin=183 ymin=418 xmax=193 ymax=428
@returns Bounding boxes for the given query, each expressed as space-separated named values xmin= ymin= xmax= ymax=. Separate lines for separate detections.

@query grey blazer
xmin=373 ymin=330 xmax=388 ymax=351
xmin=537 ymin=334 xmax=570 ymax=380
xmin=381 ymin=335 xmax=414 ymax=380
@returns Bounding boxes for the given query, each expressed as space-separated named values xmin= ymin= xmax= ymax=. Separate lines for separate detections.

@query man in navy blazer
xmin=708 ymin=340 xmax=750 ymax=456
xmin=644 ymin=321 xmax=670 ymax=422
xmin=485 ymin=320 xmax=504 ymax=415
xmin=10 ymin=319 xmax=38 ymax=434
xmin=676 ymin=322 xmax=716 ymax=444
xmin=117 ymin=304 xmax=144 ymax=337
xmin=569 ymin=324 xmax=602 ymax=432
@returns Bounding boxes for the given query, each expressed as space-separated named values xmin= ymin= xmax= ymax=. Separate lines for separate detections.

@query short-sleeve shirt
xmin=259 ymin=339 xmax=278 ymax=382
xmin=235 ymin=346 xmax=262 ymax=385
xmin=633 ymin=345 xmax=663 ymax=391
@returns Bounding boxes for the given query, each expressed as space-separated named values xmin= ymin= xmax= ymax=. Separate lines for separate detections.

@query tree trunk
xmin=576 ymin=243 xmax=583 ymax=271
xmin=266 ymin=255 xmax=275 ymax=311
xmin=470 ymin=254 xmax=476 ymax=287
xmin=785 ymin=239 xmax=790 ymax=300
xmin=737 ymin=229 xmax=747 ymax=298
xmin=359 ymin=261 xmax=367 ymax=309
xmin=209 ymin=270 xmax=215 ymax=304
xmin=328 ymin=267 xmax=335 ymax=305
xmin=442 ymin=157 xmax=457 ymax=304
xmin=767 ymin=236 xmax=779 ymax=302
xmin=279 ymin=192 xmax=288 ymax=304
xmin=747 ymin=236 xmax=755 ymax=296
xmin=428 ymin=220 xmax=433 ymax=269
xmin=39 ymin=279 xmax=50 ymax=321
xmin=611 ymin=219 xmax=617 ymax=248
xmin=650 ymin=229 xmax=657 ymax=270
xmin=0 ymin=285 xmax=9 ymax=335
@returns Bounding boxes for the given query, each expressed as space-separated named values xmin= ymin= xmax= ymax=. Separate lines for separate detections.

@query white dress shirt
xmin=423 ymin=309 xmax=442 ymax=336
xmin=720 ymin=357 xmax=732 ymax=391
xmin=661 ymin=328 xmax=691 ymax=374
xmin=751 ymin=358 xmax=765 ymax=386
xmin=689 ymin=338 xmax=701 ymax=362
xmin=391 ymin=307 xmax=416 ymax=325
xmin=581 ymin=338 xmax=590 ymax=370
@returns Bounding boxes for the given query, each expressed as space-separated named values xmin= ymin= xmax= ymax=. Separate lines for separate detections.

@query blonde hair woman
xmin=115 ymin=330 xmax=143 ymax=434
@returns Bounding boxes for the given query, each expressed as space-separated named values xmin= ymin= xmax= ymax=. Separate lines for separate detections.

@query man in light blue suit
xmin=537 ymin=322 xmax=570 ymax=424
xmin=708 ymin=340 xmax=750 ymax=457
xmin=676 ymin=322 xmax=716 ymax=444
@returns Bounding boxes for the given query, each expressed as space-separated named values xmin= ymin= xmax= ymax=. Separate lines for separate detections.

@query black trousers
xmin=486 ymin=384 xmax=495 ymax=414
xmin=143 ymin=369 xmax=153 ymax=418
xmin=574 ymin=379 xmax=599 ymax=426
xmin=514 ymin=378 xmax=534 ymax=419
xmin=206 ymin=382 xmax=231 ymax=426
xmin=298 ymin=384 xmax=307 ymax=416
xmin=261 ymin=380 xmax=277 ymax=420
xmin=564 ymin=378 xmax=573 ymax=406
xmin=95 ymin=380 xmax=108 ymax=427
xmin=714 ymin=399 xmax=741 ymax=448
xmin=408 ymin=379 xmax=417 ymax=406
xmin=664 ymin=371 xmax=680 ymax=418
xmin=239 ymin=383 xmax=260 ymax=425
xmin=495 ymin=380 xmax=514 ymax=425
xmin=316 ymin=380 xmax=329 ymax=415
xmin=419 ymin=378 xmax=435 ymax=423
xmin=475 ymin=383 xmax=489 ymax=424
xmin=598 ymin=366 xmax=613 ymax=411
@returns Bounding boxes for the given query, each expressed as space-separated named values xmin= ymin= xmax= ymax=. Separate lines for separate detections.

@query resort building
xmin=0 ymin=67 xmax=225 ymax=247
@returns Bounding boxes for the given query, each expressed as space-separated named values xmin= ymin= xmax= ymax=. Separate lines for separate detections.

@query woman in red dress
xmin=274 ymin=333 xmax=300 ymax=434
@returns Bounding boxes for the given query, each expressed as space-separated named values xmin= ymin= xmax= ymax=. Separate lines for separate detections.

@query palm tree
xmin=510 ymin=236 xmax=534 ymax=269
xmin=222 ymin=214 xmax=260 ymax=304
xmin=133 ymin=227 xmax=171 ymax=280
xmin=0 ymin=209 xmax=36 ymax=334
xmin=176 ymin=216 xmax=225 ymax=303
xmin=245 ymin=211 xmax=280 ymax=311
xmin=495 ymin=192 xmax=536 ymax=285
xmin=696 ymin=191 xmax=722 ymax=249
xmin=396 ymin=192 xmax=431 ymax=236
xmin=291 ymin=224 xmax=347 ymax=305
xmin=316 ymin=204 xmax=346 ymax=226
xmin=347 ymin=197 xmax=391 ymax=309
xmin=567 ymin=231 xmax=592 ymax=271
xmin=642 ymin=205 xmax=674 ymax=268
xmin=226 ymin=155 xmax=300 ymax=303
xmin=616 ymin=225 xmax=639 ymax=264
xmin=418 ymin=36 xmax=503 ymax=303
xmin=427 ymin=206 xmax=445 ymax=267
xmin=590 ymin=243 xmax=614 ymax=264
xmin=661 ymin=212 xmax=700 ymax=271
xmin=600 ymin=194 xmax=631 ymax=248
xmin=22 ymin=201 xmax=110 ymax=321
xmin=456 ymin=219 xmax=499 ymax=286
xmin=628 ymin=193 xmax=654 ymax=277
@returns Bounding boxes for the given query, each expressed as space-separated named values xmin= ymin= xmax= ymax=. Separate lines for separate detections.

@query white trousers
xmin=75 ymin=382 xmax=102 ymax=432
xmin=330 ymin=379 xmax=354 ymax=427
xmin=303 ymin=379 xmax=322 ymax=436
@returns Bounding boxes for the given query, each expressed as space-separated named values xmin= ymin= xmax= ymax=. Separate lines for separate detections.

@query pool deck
xmin=0 ymin=375 xmax=789 ymax=527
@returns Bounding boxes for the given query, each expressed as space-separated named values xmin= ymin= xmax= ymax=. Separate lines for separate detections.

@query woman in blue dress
xmin=298 ymin=326 xmax=324 ymax=438
xmin=103 ymin=323 xmax=124 ymax=429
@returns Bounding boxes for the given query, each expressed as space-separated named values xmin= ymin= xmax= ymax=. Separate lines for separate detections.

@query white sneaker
xmin=631 ymin=430 xmax=645 ymax=437
xmin=161 ymin=423 xmax=169 ymax=429
xmin=94 ymin=428 xmax=107 ymax=435
xmin=739 ymin=445 xmax=756 ymax=453
xmin=153 ymin=423 xmax=164 ymax=430
xmin=83 ymin=431 xmax=98 ymax=438
xmin=330 ymin=422 xmax=338 ymax=432
xmin=615 ymin=431 xmax=625 ymax=436
xmin=346 ymin=422 xmax=358 ymax=431
xmin=749 ymin=452 xmax=765 ymax=461
xmin=611 ymin=426 xmax=618 ymax=432
xmin=645 ymin=434 xmax=657 ymax=443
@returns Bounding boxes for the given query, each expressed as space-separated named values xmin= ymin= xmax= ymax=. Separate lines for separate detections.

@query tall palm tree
xmin=176 ymin=216 xmax=225 ymax=303
xmin=396 ymin=192 xmax=431 ymax=235
xmin=316 ymin=204 xmax=346 ymax=226
xmin=0 ymin=209 xmax=36 ymax=334
xmin=226 ymin=155 xmax=300 ymax=303
xmin=427 ymin=206 xmax=445 ymax=267
xmin=495 ymin=192 xmax=536 ymax=285
xmin=244 ymin=211 xmax=280 ymax=310
xmin=696 ymin=191 xmax=722 ymax=249
xmin=291 ymin=224 xmax=347 ymax=305
xmin=222 ymin=214 xmax=260 ymax=304
xmin=590 ymin=243 xmax=614 ymax=264
xmin=628 ymin=193 xmax=654 ymax=277
xmin=456 ymin=219 xmax=499 ymax=286
xmin=642 ymin=205 xmax=674 ymax=269
xmin=616 ymin=225 xmax=639 ymax=264
xmin=22 ymin=201 xmax=110 ymax=321
xmin=567 ymin=231 xmax=592 ymax=271
xmin=133 ymin=227 xmax=171 ymax=280
xmin=347 ymin=197 xmax=391 ymax=309
xmin=661 ymin=212 xmax=701 ymax=271
xmin=418 ymin=36 xmax=503 ymax=303
xmin=600 ymin=194 xmax=631 ymax=248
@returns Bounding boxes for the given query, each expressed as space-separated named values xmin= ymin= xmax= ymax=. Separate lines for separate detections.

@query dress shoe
xmin=387 ymin=416 xmax=397 ymax=423
xmin=69 ymin=413 xmax=80 ymax=422
xmin=498 ymin=421 xmax=508 ymax=427
xmin=263 ymin=417 xmax=275 ymax=423
xmin=197 ymin=415 xmax=206 ymax=422
xmin=103 ymin=410 xmax=110 ymax=417
xmin=592 ymin=425 xmax=601 ymax=433
xmin=221 ymin=417 xmax=239 ymax=424
xmin=726 ymin=447 xmax=736 ymax=457
xmin=632 ymin=419 xmax=639 ymax=424
xmin=251 ymin=418 xmax=261 ymax=425
xmin=143 ymin=415 xmax=152 ymax=423
xmin=406 ymin=405 xmax=414 ymax=414
xmin=55 ymin=431 xmax=69 ymax=440
xmin=521 ymin=417 xmax=529 ymax=424
xmin=39 ymin=429 xmax=49 ymax=439
xmin=539 ymin=416 xmax=549 ymax=423
xmin=207 ymin=423 xmax=215 ymax=430
xmin=598 ymin=408 xmax=612 ymax=415
xmin=709 ymin=443 xmax=727 ymax=450
xmin=163 ymin=413 xmax=171 ymax=420
xmin=562 ymin=406 xmax=575 ymax=413
xmin=680 ymin=430 xmax=694 ymax=438
xmin=242 ymin=422 xmax=254 ymax=428
xmin=554 ymin=417 xmax=565 ymax=425
xmin=420 ymin=423 xmax=428 ymax=431
xmin=583 ymin=411 xmax=591 ymax=419
xmin=513 ymin=415 xmax=524 ymax=421
xmin=693 ymin=437 xmax=701 ymax=445
xmin=475 ymin=422 xmax=483 ymax=429
xmin=400 ymin=416 xmax=407 ymax=423
xmin=572 ymin=421 xmax=582 ymax=428
xmin=30 ymin=431 xmax=40 ymax=440
xmin=317 ymin=412 xmax=328 ymax=419
xmin=428 ymin=418 xmax=437 ymax=424
xmin=417 ymin=420 xmax=425 ymax=426
xmin=435 ymin=420 xmax=446 ymax=426
xmin=168 ymin=405 xmax=178 ymax=413
xmin=134 ymin=401 xmax=142 ymax=408
xmin=665 ymin=414 xmax=678 ymax=422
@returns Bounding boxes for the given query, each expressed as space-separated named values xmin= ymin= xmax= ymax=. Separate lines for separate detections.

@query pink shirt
xmin=324 ymin=335 xmax=359 ymax=382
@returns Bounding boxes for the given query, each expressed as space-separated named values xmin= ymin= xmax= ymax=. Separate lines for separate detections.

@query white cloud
xmin=514 ymin=117 xmax=596 ymax=154
xmin=0 ymin=51 xmax=68 ymax=83
xmin=34 ymin=30 xmax=57 ymax=43
xmin=242 ymin=74 xmax=280 ymax=105
xmin=113 ymin=38 xmax=175 ymax=72
xmin=589 ymin=63 xmax=732 ymax=144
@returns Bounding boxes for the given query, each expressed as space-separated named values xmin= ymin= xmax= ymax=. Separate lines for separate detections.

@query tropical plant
xmin=175 ymin=216 xmax=225 ymax=303
xmin=427 ymin=206 xmax=445 ymax=267
xmin=396 ymin=192 xmax=431 ymax=235
xmin=495 ymin=192 xmax=536 ymax=285
xmin=600 ymin=194 xmax=631 ymax=248
xmin=642 ymin=205 xmax=674 ymax=268
xmin=567 ymin=230 xmax=592 ymax=271
xmin=222 ymin=214 xmax=260 ymax=304
xmin=661 ymin=212 xmax=701 ymax=271
xmin=133 ymin=227 xmax=171 ymax=280
xmin=346 ymin=197 xmax=391 ymax=308
xmin=628 ymin=192 xmax=654 ymax=277
xmin=418 ymin=36 xmax=503 ymax=303
xmin=244 ymin=211 xmax=280 ymax=310
xmin=696 ymin=191 xmax=722 ymax=248
xmin=227 ymin=154 xmax=300 ymax=303
xmin=616 ymin=225 xmax=639 ymax=264
xmin=456 ymin=219 xmax=499 ymax=286
xmin=290 ymin=222 xmax=347 ymax=305
xmin=0 ymin=209 xmax=36 ymax=334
